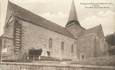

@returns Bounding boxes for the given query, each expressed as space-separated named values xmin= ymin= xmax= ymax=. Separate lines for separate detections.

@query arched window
xmin=71 ymin=44 xmax=74 ymax=53
xmin=61 ymin=41 xmax=64 ymax=52
xmin=82 ymin=55 xmax=85 ymax=59
xmin=0 ymin=38 xmax=2 ymax=48
xmin=49 ymin=38 xmax=52 ymax=49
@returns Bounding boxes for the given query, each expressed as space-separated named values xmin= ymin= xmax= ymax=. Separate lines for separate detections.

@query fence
xmin=0 ymin=62 xmax=115 ymax=70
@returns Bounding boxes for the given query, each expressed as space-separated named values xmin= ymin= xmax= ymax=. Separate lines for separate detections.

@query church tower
xmin=66 ymin=0 xmax=85 ymax=38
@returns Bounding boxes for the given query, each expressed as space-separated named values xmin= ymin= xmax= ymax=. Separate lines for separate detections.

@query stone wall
xmin=18 ymin=19 xmax=77 ymax=60
xmin=77 ymin=33 xmax=96 ymax=59
xmin=0 ymin=62 xmax=114 ymax=70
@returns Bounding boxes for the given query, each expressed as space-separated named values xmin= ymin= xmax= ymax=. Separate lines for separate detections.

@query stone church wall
xmin=77 ymin=33 xmax=97 ymax=59
xmin=76 ymin=32 xmax=107 ymax=60
xmin=19 ymin=19 xmax=77 ymax=60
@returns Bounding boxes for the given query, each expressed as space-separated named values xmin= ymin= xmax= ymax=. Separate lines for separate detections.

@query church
xmin=0 ymin=1 xmax=108 ymax=61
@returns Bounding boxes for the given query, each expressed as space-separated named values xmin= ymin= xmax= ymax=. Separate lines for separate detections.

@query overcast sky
xmin=0 ymin=0 xmax=115 ymax=36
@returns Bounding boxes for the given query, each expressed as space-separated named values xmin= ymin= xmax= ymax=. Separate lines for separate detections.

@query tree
xmin=105 ymin=33 xmax=115 ymax=46
xmin=105 ymin=33 xmax=115 ymax=55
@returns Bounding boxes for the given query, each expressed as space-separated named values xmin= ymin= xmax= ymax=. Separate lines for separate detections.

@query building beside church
xmin=0 ymin=1 xmax=108 ymax=61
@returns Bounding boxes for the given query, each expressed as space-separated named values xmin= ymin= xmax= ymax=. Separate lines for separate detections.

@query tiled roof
xmin=85 ymin=24 xmax=104 ymax=37
xmin=7 ymin=1 xmax=75 ymax=39
xmin=85 ymin=24 xmax=102 ymax=34
xmin=78 ymin=24 xmax=104 ymax=38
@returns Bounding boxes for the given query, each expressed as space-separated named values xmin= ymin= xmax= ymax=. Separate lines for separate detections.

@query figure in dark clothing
xmin=47 ymin=51 xmax=50 ymax=56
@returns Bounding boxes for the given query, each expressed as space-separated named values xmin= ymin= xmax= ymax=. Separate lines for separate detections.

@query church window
xmin=82 ymin=55 xmax=85 ymax=59
xmin=61 ymin=41 xmax=64 ymax=52
xmin=49 ymin=38 xmax=52 ymax=49
xmin=0 ymin=38 xmax=2 ymax=48
xmin=71 ymin=44 xmax=74 ymax=53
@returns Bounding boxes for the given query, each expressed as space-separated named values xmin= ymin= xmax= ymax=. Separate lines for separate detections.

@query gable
xmin=79 ymin=25 xmax=105 ymax=39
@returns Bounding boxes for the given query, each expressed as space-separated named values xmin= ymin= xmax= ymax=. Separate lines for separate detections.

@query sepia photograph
xmin=0 ymin=0 xmax=115 ymax=70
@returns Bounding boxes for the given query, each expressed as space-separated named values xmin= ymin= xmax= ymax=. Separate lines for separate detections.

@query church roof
xmin=79 ymin=24 xmax=104 ymax=38
xmin=85 ymin=24 xmax=103 ymax=34
xmin=7 ymin=2 xmax=75 ymax=39
xmin=66 ymin=0 xmax=80 ymax=26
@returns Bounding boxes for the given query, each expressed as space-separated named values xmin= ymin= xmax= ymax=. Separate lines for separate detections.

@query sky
xmin=0 ymin=0 xmax=115 ymax=36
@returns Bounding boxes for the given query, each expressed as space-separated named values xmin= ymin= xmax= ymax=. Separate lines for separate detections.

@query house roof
xmin=7 ymin=1 xmax=75 ymax=39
